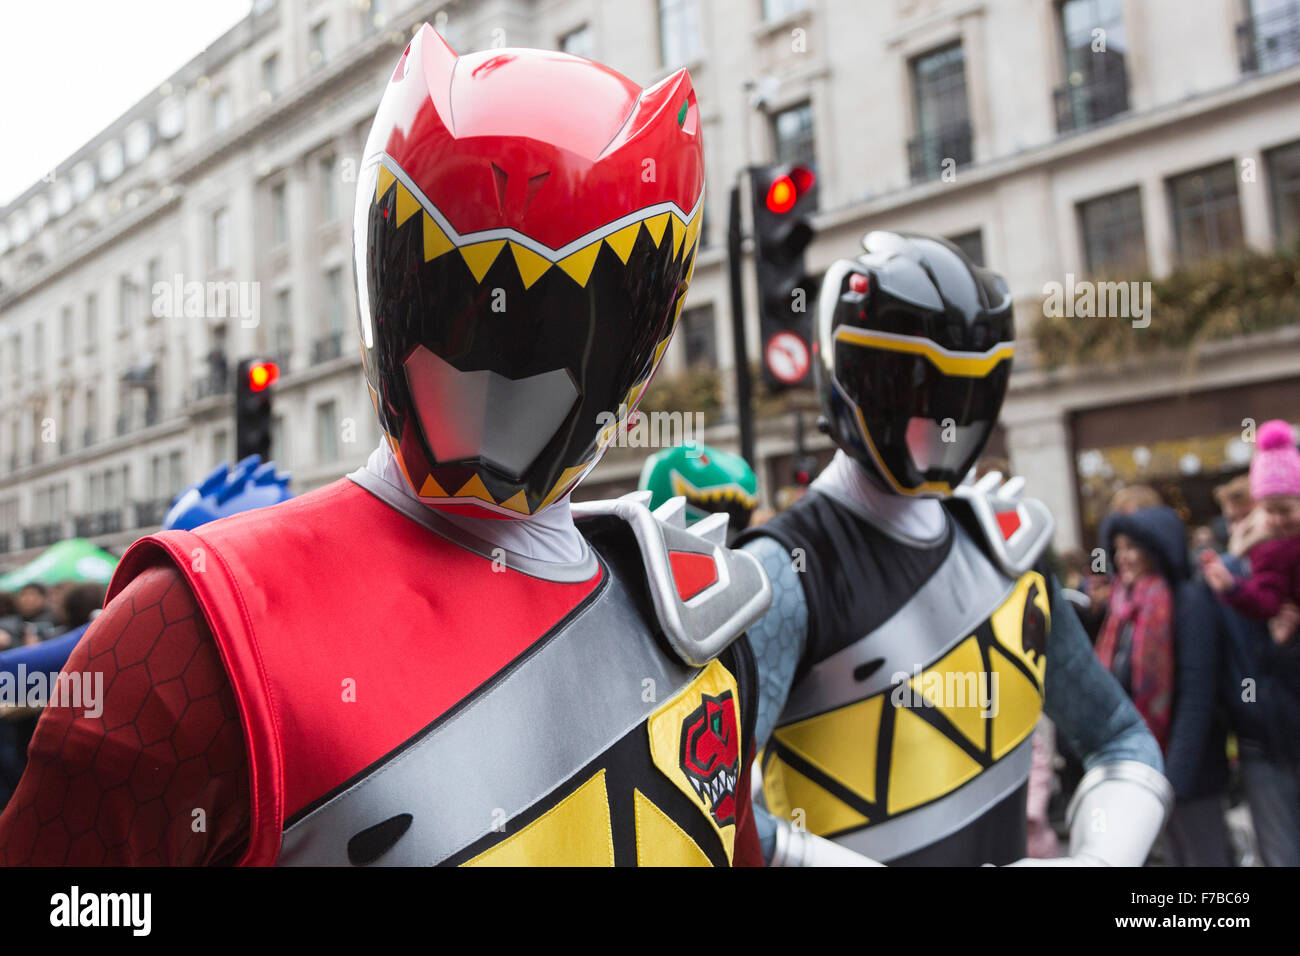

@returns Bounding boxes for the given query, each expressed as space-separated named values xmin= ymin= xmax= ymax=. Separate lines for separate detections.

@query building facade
xmin=2 ymin=0 xmax=1299 ymax=567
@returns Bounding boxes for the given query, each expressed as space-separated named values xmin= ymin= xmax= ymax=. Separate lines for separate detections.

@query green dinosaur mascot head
xmin=638 ymin=442 xmax=759 ymax=532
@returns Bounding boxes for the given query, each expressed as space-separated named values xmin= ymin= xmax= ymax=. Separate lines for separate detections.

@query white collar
xmin=811 ymin=450 xmax=948 ymax=545
xmin=364 ymin=442 xmax=590 ymax=566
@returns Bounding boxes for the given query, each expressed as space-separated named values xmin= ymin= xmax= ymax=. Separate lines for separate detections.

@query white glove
xmin=1007 ymin=760 xmax=1172 ymax=867
xmin=769 ymin=819 xmax=885 ymax=867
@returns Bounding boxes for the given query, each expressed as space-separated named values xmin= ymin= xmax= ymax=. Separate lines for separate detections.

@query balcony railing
xmin=192 ymin=370 xmax=231 ymax=402
xmin=311 ymin=332 xmax=344 ymax=365
xmin=22 ymin=523 xmax=64 ymax=550
xmin=1238 ymin=4 xmax=1300 ymax=74
xmin=907 ymin=121 xmax=972 ymax=184
xmin=73 ymin=509 xmax=124 ymax=538
xmin=1053 ymin=57 xmax=1129 ymax=134
xmin=132 ymin=499 xmax=173 ymax=528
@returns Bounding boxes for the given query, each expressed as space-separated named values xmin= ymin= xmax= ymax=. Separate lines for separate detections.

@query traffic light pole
xmin=727 ymin=177 xmax=756 ymax=470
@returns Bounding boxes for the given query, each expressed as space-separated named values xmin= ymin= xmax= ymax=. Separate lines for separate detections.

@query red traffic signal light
xmin=248 ymin=361 xmax=280 ymax=392
xmin=765 ymin=165 xmax=816 ymax=214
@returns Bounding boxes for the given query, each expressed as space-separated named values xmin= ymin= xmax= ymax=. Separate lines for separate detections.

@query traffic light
xmin=750 ymin=163 xmax=818 ymax=390
xmin=235 ymin=357 xmax=280 ymax=460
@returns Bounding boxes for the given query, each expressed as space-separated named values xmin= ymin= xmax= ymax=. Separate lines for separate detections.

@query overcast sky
xmin=0 ymin=0 xmax=254 ymax=206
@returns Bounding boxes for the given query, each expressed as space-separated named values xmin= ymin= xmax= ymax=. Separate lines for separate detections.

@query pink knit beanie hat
xmin=1250 ymin=420 xmax=1300 ymax=500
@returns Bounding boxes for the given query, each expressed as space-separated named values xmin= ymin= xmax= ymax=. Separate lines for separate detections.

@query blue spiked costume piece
xmin=163 ymin=455 xmax=293 ymax=532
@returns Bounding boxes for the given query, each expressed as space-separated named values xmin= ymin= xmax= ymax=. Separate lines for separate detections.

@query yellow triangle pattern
xmin=887 ymin=706 xmax=983 ymax=815
xmin=454 ymin=473 xmax=495 ymax=503
xmin=907 ymin=636 xmax=988 ymax=751
xmin=604 ymin=222 xmax=641 ymax=264
xmin=644 ymin=212 xmax=670 ymax=247
xmin=671 ymin=213 xmax=686 ymax=256
xmin=418 ymin=474 xmax=447 ymax=498
xmin=394 ymin=182 xmax=421 ymax=226
xmin=498 ymin=489 xmax=531 ymax=516
xmin=634 ymin=789 xmax=712 ymax=867
xmin=762 ymin=753 xmax=870 ymax=837
xmin=683 ymin=210 xmax=700 ymax=257
xmin=459 ymin=240 xmax=505 ymax=283
xmin=463 ymin=770 xmax=614 ymax=867
xmin=422 ymin=212 xmax=455 ymax=261
xmin=989 ymin=645 xmax=1044 ymax=760
xmin=558 ymin=242 xmax=601 ymax=286
xmin=773 ymin=695 xmax=883 ymax=804
xmin=509 ymin=242 xmax=552 ymax=289
xmin=540 ymin=462 xmax=590 ymax=510
xmin=376 ymin=165 xmax=396 ymax=200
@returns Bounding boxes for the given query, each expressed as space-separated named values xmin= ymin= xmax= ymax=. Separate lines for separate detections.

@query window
xmin=147 ymin=257 xmax=163 ymax=317
xmin=157 ymin=95 xmax=185 ymax=140
xmin=85 ymin=388 xmax=98 ymax=445
xmin=211 ymin=207 xmax=231 ymax=270
xmin=271 ymin=181 xmax=289 ymax=246
xmin=320 ymin=155 xmax=338 ymax=222
xmin=1078 ymin=188 xmax=1147 ymax=276
xmin=315 ymin=400 xmax=338 ymax=462
xmin=98 ymin=140 xmax=125 ymax=183
xmin=270 ymin=414 xmax=287 ymax=468
xmin=325 ymin=267 xmax=345 ymax=336
xmin=262 ymin=53 xmax=280 ymax=101
xmin=119 ymin=274 xmax=138 ymax=332
xmin=1242 ymin=0 xmax=1300 ymax=74
xmin=213 ymin=428 xmax=228 ymax=466
xmin=60 ymin=306 xmax=73 ymax=357
xmin=762 ymin=0 xmax=809 ymax=21
xmin=169 ymin=451 xmax=184 ymax=496
xmin=681 ymin=304 xmax=718 ymax=369
xmin=124 ymin=120 xmax=153 ymax=165
xmin=274 ymin=288 xmax=294 ymax=358
xmin=560 ymin=25 xmax=593 ymax=58
xmin=210 ymin=89 xmax=232 ymax=134
xmin=309 ymin=20 xmax=329 ymax=70
xmin=1267 ymin=139 xmax=1300 ymax=244
xmin=946 ymin=230 xmax=986 ymax=268
xmin=150 ymin=455 xmax=165 ymax=500
xmin=771 ymin=102 xmax=817 ymax=186
xmin=10 ymin=332 xmax=19 ymax=374
xmin=33 ymin=322 xmax=44 ymax=372
xmin=659 ymin=0 xmax=703 ymax=66
xmin=85 ymin=292 xmax=99 ymax=349
xmin=909 ymin=43 xmax=972 ymax=182
xmin=1056 ymin=0 xmax=1128 ymax=132
xmin=1168 ymin=162 xmax=1244 ymax=264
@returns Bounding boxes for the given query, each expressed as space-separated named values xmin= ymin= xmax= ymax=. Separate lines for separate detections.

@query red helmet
xmin=353 ymin=26 xmax=705 ymax=517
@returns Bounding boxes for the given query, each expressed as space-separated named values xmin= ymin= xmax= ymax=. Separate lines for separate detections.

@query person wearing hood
xmin=1098 ymin=502 xmax=1231 ymax=866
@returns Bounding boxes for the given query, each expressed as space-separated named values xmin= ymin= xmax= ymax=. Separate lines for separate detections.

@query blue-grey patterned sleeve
xmin=740 ymin=533 xmax=812 ymax=861
xmin=1042 ymin=572 xmax=1164 ymax=773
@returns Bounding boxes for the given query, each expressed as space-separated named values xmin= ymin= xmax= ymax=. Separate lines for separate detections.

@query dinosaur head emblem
xmin=679 ymin=690 xmax=740 ymax=826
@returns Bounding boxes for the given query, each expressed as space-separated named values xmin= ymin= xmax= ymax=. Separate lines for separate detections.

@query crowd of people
xmin=1050 ymin=419 xmax=1300 ymax=866
xmin=0 ymin=580 xmax=106 ymax=809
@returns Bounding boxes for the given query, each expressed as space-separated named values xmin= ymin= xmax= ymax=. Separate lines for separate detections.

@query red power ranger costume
xmin=0 ymin=26 xmax=770 ymax=867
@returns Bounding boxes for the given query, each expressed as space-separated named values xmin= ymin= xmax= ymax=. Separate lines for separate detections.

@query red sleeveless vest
xmin=106 ymin=479 xmax=602 ymax=865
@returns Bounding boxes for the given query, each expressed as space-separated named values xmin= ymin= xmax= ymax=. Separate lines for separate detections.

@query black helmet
xmin=815 ymin=231 xmax=1013 ymax=497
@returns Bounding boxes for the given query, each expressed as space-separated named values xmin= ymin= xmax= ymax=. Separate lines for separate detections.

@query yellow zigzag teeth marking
xmin=460 ymin=240 xmax=505 ymax=282
xmin=558 ymin=242 xmax=601 ymax=286
xmin=605 ymin=222 xmax=641 ymax=264
xmin=423 ymin=212 xmax=455 ymax=261
xmin=510 ymin=242 xmax=552 ymax=289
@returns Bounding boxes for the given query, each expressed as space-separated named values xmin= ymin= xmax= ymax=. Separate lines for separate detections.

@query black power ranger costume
xmin=737 ymin=232 xmax=1173 ymax=866
xmin=0 ymin=27 xmax=770 ymax=867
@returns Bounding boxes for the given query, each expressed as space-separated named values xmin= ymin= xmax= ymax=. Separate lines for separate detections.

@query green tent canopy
xmin=0 ymin=539 xmax=119 ymax=591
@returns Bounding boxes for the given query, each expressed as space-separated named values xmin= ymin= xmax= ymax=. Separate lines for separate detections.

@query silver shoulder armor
xmin=949 ymin=471 xmax=1055 ymax=578
xmin=571 ymin=492 xmax=773 ymax=667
